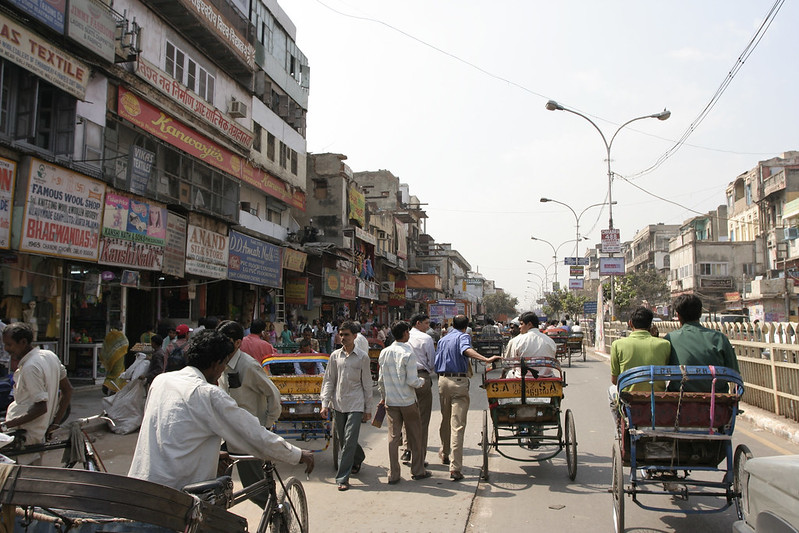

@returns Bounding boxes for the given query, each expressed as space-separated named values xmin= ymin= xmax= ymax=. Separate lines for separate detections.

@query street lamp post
xmin=526 ymin=259 xmax=558 ymax=292
xmin=530 ymin=237 xmax=589 ymax=289
xmin=545 ymin=100 xmax=670 ymax=320
xmin=539 ymin=198 xmax=617 ymax=259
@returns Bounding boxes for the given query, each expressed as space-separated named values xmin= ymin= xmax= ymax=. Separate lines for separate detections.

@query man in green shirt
xmin=610 ymin=307 xmax=671 ymax=392
xmin=665 ymin=294 xmax=739 ymax=393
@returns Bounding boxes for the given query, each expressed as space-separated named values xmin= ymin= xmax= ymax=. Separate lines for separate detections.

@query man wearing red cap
xmin=164 ymin=324 xmax=190 ymax=371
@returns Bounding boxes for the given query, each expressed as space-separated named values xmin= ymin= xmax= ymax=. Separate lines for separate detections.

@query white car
xmin=733 ymin=454 xmax=799 ymax=533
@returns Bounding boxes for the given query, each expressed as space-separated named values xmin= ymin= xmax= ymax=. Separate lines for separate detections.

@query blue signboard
xmin=227 ymin=230 xmax=283 ymax=288
xmin=583 ymin=300 xmax=598 ymax=314
xmin=8 ymin=0 xmax=65 ymax=33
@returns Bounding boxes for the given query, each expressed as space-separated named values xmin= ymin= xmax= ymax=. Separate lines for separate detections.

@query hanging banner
xmin=227 ymin=229 xmax=282 ymax=288
xmin=0 ymin=158 xmax=16 ymax=249
xmin=20 ymin=159 xmax=104 ymax=260
xmin=162 ymin=212 xmax=186 ymax=277
xmin=185 ymin=224 xmax=229 ymax=279
xmin=395 ymin=219 xmax=407 ymax=260
xmin=348 ymin=187 xmax=365 ymax=227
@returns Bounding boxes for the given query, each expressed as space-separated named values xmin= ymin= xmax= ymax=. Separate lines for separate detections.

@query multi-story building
xmin=624 ymin=223 xmax=680 ymax=275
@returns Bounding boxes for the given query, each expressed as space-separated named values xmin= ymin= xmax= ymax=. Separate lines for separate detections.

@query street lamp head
xmin=545 ymin=100 xmax=564 ymax=111
xmin=540 ymin=197 xmax=551 ymax=203
xmin=654 ymin=109 xmax=671 ymax=121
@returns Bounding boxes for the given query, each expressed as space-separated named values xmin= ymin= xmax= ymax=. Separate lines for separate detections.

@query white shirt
xmin=129 ymin=366 xmax=301 ymax=490
xmin=378 ymin=342 xmax=423 ymax=407
xmin=355 ymin=333 xmax=370 ymax=358
xmin=7 ymin=347 xmax=66 ymax=444
xmin=408 ymin=327 xmax=435 ymax=373
xmin=218 ymin=349 xmax=282 ymax=429
xmin=504 ymin=328 xmax=558 ymax=377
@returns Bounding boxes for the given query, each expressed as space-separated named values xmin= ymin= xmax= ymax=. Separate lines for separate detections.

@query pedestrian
xmin=434 ymin=314 xmax=501 ymax=481
xmin=320 ymin=320 xmax=372 ymax=491
xmin=503 ymin=312 xmax=557 ymax=378
xmin=216 ymin=320 xmax=283 ymax=508
xmin=144 ymin=334 xmax=166 ymax=387
xmin=241 ymin=318 xmax=277 ymax=363
xmin=401 ymin=313 xmax=435 ymax=465
xmin=378 ymin=321 xmax=430 ymax=484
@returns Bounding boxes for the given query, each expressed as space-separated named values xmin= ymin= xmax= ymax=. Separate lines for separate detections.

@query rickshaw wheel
xmin=332 ymin=421 xmax=340 ymax=471
xmin=480 ymin=410 xmax=490 ymax=480
xmin=582 ymin=343 xmax=586 ymax=361
xmin=564 ymin=409 xmax=577 ymax=481
xmin=612 ymin=442 xmax=625 ymax=533
xmin=733 ymin=444 xmax=753 ymax=520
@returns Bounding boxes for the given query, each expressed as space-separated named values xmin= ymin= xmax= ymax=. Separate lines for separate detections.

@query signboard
xmin=285 ymin=278 xmax=309 ymax=305
xmin=578 ymin=257 xmax=590 ymax=266
xmin=102 ymin=192 xmax=166 ymax=246
xmin=20 ymin=159 xmax=104 ymax=260
xmin=601 ymin=228 xmax=621 ymax=253
xmin=348 ymin=187 xmax=365 ymax=227
xmin=162 ymin=213 xmax=186 ymax=277
xmin=99 ymin=237 xmax=163 ymax=270
xmin=583 ymin=300 xmax=598 ymax=314
xmin=699 ymin=278 xmax=733 ymax=289
xmin=0 ymin=158 xmax=16 ymax=249
xmin=128 ymin=145 xmax=155 ymax=196
xmin=569 ymin=266 xmax=584 ymax=277
xmin=357 ymin=279 xmax=378 ymax=300
xmin=568 ymin=278 xmax=584 ymax=289
xmin=388 ymin=279 xmax=406 ymax=307
xmin=322 ymin=268 xmax=356 ymax=300
xmin=67 ymin=0 xmax=115 ymax=62
xmin=564 ymin=257 xmax=577 ymax=266
xmin=552 ymin=282 xmax=560 ymax=292
xmin=485 ymin=379 xmax=562 ymax=399
xmin=599 ymin=257 xmax=625 ymax=275
xmin=282 ymin=248 xmax=307 ymax=272
xmin=227 ymin=230 xmax=282 ymax=287
xmin=174 ymin=0 xmax=255 ymax=67
xmin=185 ymin=224 xmax=229 ymax=279
xmin=7 ymin=0 xmax=65 ymax=33
xmin=0 ymin=12 xmax=88 ymax=99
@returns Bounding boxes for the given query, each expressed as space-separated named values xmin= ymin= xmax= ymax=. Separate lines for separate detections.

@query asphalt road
xmin=57 ymin=350 xmax=799 ymax=532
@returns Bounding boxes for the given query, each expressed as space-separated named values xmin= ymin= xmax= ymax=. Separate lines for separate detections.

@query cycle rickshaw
xmin=480 ymin=358 xmax=577 ymax=481
xmin=611 ymin=365 xmax=751 ymax=533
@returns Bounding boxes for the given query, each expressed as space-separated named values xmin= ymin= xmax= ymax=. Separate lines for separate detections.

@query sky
xmin=279 ymin=0 xmax=796 ymax=310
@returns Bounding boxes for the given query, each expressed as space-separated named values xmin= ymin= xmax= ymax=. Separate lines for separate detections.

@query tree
xmin=603 ymin=268 xmax=669 ymax=319
xmin=542 ymin=289 xmax=566 ymax=320
xmin=484 ymin=292 xmax=519 ymax=319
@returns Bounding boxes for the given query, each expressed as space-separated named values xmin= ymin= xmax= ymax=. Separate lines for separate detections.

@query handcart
xmin=262 ymin=353 xmax=337 ymax=467
xmin=547 ymin=331 xmax=571 ymax=367
xmin=480 ymin=358 xmax=577 ymax=481
xmin=566 ymin=333 xmax=586 ymax=362
xmin=611 ymin=365 xmax=751 ymax=533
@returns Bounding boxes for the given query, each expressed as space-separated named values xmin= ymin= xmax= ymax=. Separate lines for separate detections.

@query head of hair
xmin=519 ymin=312 xmax=540 ymax=328
xmin=151 ymin=334 xmax=164 ymax=348
xmin=204 ymin=316 xmax=220 ymax=329
xmin=302 ymin=327 xmax=312 ymax=337
xmin=185 ymin=330 xmax=234 ymax=371
xmin=217 ymin=320 xmax=245 ymax=341
xmin=452 ymin=315 xmax=469 ymax=330
xmin=391 ymin=320 xmax=410 ymax=340
xmin=410 ymin=313 xmax=429 ymax=327
xmin=299 ymin=338 xmax=312 ymax=350
xmin=340 ymin=320 xmax=360 ymax=335
xmin=3 ymin=322 xmax=33 ymax=344
xmin=250 ymin=318 xmax=266 ymax=335
xmin=486 ymin=318 xmax=495 ymax=325
xmin=629 ymin=306 xmax=654 ymax=330
xmin=673 ymin=294 xmax=703 ymax=321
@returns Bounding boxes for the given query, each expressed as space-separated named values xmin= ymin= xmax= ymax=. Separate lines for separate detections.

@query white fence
xmin=603 ymin=320 xmax=799 ymax=424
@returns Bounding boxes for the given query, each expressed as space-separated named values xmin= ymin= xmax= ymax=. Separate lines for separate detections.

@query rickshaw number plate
xmin=486 ymin=380 xmax=562 ymax=399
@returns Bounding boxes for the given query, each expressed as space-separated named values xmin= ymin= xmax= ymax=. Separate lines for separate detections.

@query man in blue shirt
xmin=434 ymin=314 xmax=500 ymax=481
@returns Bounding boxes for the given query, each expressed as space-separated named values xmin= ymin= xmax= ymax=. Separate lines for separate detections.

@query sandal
xmin=337 ymin=482 xmax=349 ymax=491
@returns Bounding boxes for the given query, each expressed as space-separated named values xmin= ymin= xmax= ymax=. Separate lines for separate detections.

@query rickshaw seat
xmin=620 ymin=391 xmax=738 ymax=429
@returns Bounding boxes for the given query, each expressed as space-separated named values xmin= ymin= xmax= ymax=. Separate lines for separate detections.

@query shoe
xmin=439 ymin=451 xmax=450 ymax=465
xmin=351 ymin=464 xmax=361 ymax=474
xmin=337 ymin=482 xmax=349 ymax=491
xmin=412 ymin=471 xmax=432 ymax=480
xmin=387 ymin=478 xmax=401 ymax=485
xmin=450 ymin=471 xmax=464 ymax=481
xmin=401 ymin=449 xmax=411 ymax=462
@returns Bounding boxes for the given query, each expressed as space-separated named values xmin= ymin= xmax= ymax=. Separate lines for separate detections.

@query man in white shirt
xmin=354 ymin=322 xmax=370 ymax=358
xmin=504 ymin=312 xmax=558 ymax=378
xmin=378 ymin=321 xmax=429 ymax=484
xmin=2 ymin=322 xmax=72 ymax=460
xmin=402 ymin=313 xmax=435 ymax=465
xmin=129 ymin=330 xmax=313 ymax=490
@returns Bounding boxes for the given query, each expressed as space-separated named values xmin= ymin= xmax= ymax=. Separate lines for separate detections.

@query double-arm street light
xmin=526 ymin=260 xmax=558 ymax=292
xmin=530 ymin=237 xmax=589 ymax=288
xmin=539 ymin=198 xmax=618 ymax=259
xmin=545 ymin=100 xmax=670 ymax=319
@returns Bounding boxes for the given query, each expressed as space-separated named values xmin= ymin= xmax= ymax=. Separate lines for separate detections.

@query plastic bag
xmin=102 ymin=378 xmax=146 ymax=434
xmin=120 ymin=353 xmax=150 ymax=381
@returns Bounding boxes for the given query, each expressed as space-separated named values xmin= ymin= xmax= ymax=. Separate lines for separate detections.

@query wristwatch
xmin=0 ymin=422 xmax=8 ymax=433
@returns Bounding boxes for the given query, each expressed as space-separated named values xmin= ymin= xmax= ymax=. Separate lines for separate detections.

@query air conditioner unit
xmin=229 ymin=100 xmax=247 ymax=118
xmin=784 ymin=227 xmax=799 ymax=241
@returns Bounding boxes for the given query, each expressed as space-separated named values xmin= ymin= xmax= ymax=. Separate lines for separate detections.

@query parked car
xmin=732 ymin=454 xmax=799 ymax=533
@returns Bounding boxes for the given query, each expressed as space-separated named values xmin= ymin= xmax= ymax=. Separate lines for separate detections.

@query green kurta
xmin=664 ymin=321 xmax=739 ymax=393
xmin=610 ymin=330 xmax=671 ymax=391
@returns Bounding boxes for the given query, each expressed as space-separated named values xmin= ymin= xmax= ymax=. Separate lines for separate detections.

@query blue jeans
xmin=333 ymin=410 xmax=365 ymax=484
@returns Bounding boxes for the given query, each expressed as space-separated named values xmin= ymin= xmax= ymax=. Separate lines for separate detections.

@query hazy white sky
xmin=280 ymin=0 xmax=795 ymax=309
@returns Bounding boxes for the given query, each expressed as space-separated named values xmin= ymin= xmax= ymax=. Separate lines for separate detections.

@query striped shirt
xmin=378 ymin=342 xmax=424 ymax=407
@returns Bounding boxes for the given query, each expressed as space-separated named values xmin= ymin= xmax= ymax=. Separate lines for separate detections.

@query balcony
xmin=763 ymin=169 xmax=787 ymax=198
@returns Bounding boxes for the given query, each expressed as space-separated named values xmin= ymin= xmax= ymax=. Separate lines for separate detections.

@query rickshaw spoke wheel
xmin=612 ymin=443 xmax=625 ymax=533
xmin=733 ymin=444 xmax=753 ymax=520
xmin=564 ymin=409 xmax=577 ymax=481
xmin=480 ymin=410 xmax=490 ymax=481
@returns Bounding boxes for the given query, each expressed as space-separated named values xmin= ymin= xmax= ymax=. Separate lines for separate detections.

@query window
xmin=745 ymin=184 xmax=752 ymax=205
xmin=290 ymin=148 xmax=297 ymax=175
xmin=279 ymin=142 xmax=287 ymax=168
xmin=743 ymin=263 xmax=756 ymax=276
xmin=165 ymin=40 xmax=215 ymax=103
xmin=266 ymin=132 xmax=275 ymax=161
xmin=253 ymin=123 xmax=262 ymax=152
xmin=698 ymin=263 xmax=728 ymax=276
xmin=313 ymin=179 xmax=328 ymax=200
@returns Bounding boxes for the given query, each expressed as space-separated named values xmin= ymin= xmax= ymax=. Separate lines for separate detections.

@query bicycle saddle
xmin=182 ymin=475 xmax=233 ymax=508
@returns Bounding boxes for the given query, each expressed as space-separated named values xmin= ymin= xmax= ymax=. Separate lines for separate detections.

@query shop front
xmin=227 ymin=229 xmax=283 ymax=327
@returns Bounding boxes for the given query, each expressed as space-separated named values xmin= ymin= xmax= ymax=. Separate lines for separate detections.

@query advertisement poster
xmin=102 ymin=192 xmax=166 ymax=245
xmin=0 ymin=158 xmax=16 ymax=249
xmin=226 ymin=230 xmax=282 ymax=287
xmin=20 ymin=159 xmax=105 ymax=260
xmin=185 ymin=224 xmax=229 ymax=279
xmin=162 ymin=213 xmax=187 ymax=277
xmin=322 ymin=268 xmax=357 ymax=300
